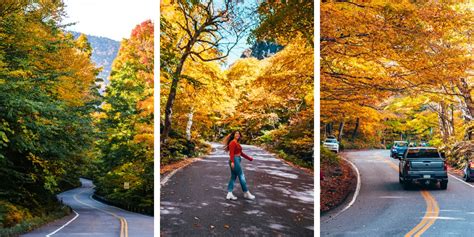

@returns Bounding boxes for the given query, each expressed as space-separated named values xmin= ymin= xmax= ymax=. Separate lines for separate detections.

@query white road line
xmin=160 ymin=157 xmax=203 ymax=187
xmin=161 ymin=169 xmax=179 ymax=186
xmin=45 ymin=210 xmax=79 ymax=237
xmin=324 ymin=158 xmax=361 ymax=221
xmin=448 ymin=174 xmax=474 ymax=188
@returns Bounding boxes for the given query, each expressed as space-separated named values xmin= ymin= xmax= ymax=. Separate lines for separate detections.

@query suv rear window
xmin=394 ymin=142 xmax=408 ymax=147
xmin=325 ymin=139 xmax=337 ymax=143
xmin=406 ymin=149 xmax=440 ymax=158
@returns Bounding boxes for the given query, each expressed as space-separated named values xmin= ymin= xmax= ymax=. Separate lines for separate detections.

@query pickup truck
xmin=399 ymin=147 xmax=448 ymax=190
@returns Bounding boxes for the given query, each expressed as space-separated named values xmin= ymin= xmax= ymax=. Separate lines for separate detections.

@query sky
xmin=62 ymin=0 xmax=255 ymax=66
xmin=219 ymin=1 xmax=258 ymax=67
xmin=63 ymin=0 xmax=156 ymax=41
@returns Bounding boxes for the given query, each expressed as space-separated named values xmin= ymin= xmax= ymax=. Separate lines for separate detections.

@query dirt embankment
xmin=320 ymin=157 xmax=356 ymax=213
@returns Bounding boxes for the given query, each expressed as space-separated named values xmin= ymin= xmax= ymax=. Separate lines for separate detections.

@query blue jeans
xmin=227 ymin=156 xmax=248 ymax=192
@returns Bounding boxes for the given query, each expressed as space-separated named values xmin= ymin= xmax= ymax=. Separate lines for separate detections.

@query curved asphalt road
xmin=22 ymin=178 xmax=153 ymax=237
xmin=321 ymin=150 xmax=474 ymax=236
xmin=161 ymin=142 xmax=314 ymax=236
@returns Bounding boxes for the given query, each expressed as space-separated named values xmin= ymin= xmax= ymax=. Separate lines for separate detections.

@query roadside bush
xmin=442 ymin=141 xmax=474 ymax=169
xmin=341 ymin=138 xmax=383 ymax=150
xmin=0 ymin=201 xmax=70 ymax=237
xmin=0 ymin=201 xmax=31 ymax=228
xmin=160 ymin=131 xmax=211 ymax=165
xmin=321 ymin=147 xmax=339 ymax=166
xmin=257 ymin=123 xmax=314 ymax=169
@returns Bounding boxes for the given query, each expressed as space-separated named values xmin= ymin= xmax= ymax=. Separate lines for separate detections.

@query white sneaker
xmin=244 ymin=191 xmax=255 ymax=200
xmin=226 ymin=192 xmax=237 ymax=200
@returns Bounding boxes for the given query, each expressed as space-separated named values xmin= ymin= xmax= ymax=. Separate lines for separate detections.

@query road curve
xmin=321 ymin=150 xmax=474 ymax=237
xmin=161 ymin=142 xmax=314 ymax=236
xmin=22 ymin=178 xmax=153 ymax=237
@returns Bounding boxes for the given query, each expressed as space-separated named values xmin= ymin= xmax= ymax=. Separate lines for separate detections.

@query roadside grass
xmin=0 ymin=204 xmax=71 ymax=237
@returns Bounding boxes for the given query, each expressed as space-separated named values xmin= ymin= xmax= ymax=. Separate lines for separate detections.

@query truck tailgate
xmin=409 ymin=158 xmax=444 ymax=171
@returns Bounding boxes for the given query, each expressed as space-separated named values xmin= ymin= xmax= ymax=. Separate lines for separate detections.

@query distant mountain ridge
xmin=241 ymin=41 xmax=283 ymax=60
xmin=70 ymin=32 xmax=120 ymax=92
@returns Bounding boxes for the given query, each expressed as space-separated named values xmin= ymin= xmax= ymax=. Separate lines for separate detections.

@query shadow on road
xmin=161 ymin=143 xmax=314 ymax=236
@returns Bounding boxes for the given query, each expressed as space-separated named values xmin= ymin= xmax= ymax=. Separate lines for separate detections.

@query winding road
xmin=160 ymin=142 xmax=314 ymax=236
xmin=23 ymin=179 xmax=153 ymax=237
xmin=321 ymin=150 xmax=474 ymax=236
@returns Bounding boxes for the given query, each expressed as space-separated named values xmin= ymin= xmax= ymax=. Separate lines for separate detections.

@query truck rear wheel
xmin=440 ymin=181 xmax=448 ymax=190
xmin=402 ymin=180 xmax=411 ymax=190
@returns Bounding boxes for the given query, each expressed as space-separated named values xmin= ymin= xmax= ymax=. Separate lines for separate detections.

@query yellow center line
xmin=404 ymin=191 xmax=432 ymax=237
xmin=73 ymin=190 xmax=128 ymax=237
xmin=414 ymin=191 xmax=440 ymax=237
xmin=382 ymin=159 xmax=439 ymax=237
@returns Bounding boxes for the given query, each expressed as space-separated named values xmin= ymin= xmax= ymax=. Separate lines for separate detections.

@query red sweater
xmin=228 ymin=140 xmax=253 ymax=162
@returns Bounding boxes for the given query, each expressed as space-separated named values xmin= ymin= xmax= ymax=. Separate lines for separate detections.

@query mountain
xmin=70 ymin=32 xmax=120 ymax=93
xmin=241 ymin=41 xmax=284 ymax=60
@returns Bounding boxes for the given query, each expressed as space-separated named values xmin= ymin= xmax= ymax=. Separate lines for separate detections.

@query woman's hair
xmin=223 ymin=130 xmax=241 ymax=152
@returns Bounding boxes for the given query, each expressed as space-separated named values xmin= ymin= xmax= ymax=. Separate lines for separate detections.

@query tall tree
xmin=95 ymin=20 xmax=154 ymax=209
xmin=0 ymin=0 xmax=100 ymax=226
xmin=160 ymin=0 xmax=250 ymax=141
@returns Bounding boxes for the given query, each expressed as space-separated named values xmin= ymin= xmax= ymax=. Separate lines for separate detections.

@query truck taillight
xmin=405 ymin=161 xmax=410 ymax=171
xmin=470 ymin=161 xmax=474 ymax=169
xmin=444 ymin=162 xmax=448 ymax=171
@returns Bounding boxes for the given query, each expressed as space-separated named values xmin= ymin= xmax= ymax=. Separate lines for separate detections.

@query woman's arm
xmin=241 ymin=151 xmax=254 ymax=161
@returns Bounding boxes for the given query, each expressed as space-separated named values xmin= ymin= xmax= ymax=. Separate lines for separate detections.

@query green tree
xmin=0 ymin=0 xmax=100 ymax=227
xmin=95 ymin=20 xmax=154 ymax=211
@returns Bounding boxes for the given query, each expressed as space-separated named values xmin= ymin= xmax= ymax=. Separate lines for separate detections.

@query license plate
xmin=423 ymin=175 xmax=431 ymax=179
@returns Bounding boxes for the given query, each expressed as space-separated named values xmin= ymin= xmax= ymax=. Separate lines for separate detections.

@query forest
xmin=321 ymin=1 xmax=473 ymax=167
xmin=160 ymin=0 xmax=314 ymax=168
xmin=0 ymin=1 xmax=153 ymax=234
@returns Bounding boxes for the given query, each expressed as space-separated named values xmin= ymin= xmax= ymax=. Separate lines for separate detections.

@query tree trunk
xmin=185 ymin=107 xmax=194 ymax=141
xmin=162 ymin=54 xmax=188 ymax=142
xmin=352 ymin=118 xmax=360 ymax=141
xmin=450 ymin=103 xmax=455 ymax=137
xmin=338 ymin=121 xmax=345 ymax=141
xmin=437 ymin=101 xmax=449 ymax=143
xmin=327 ymin=122 xmax=333 ymax=137
xmin=455 ymin=78 xmax=474 ymax=140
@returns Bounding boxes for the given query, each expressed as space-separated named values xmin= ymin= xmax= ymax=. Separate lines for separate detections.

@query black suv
xmin=399 ymin=147 xmax=448 ymax=190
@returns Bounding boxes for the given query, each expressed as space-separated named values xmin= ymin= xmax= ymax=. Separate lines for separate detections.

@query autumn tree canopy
xmin=321 ymin=1 xmax=473 ymax=155
xmin=161 ymin=0 xmax=314 ymax=168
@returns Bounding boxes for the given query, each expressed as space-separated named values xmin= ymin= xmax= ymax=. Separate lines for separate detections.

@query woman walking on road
xmin=223 ymin=131 xmax=256 ymax=200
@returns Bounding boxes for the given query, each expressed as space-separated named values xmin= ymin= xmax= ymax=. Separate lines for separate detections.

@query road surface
xmin=161 ymin=142 xmax=314 ymax=236
xmin=23 ymin=178 xmax=153 ymax=237
xmin=321 ymin=150 xmax=474 ymax=236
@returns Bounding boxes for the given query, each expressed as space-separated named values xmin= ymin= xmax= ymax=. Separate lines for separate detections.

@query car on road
xmin=464 ymin=159 xmax=474 ymax=182
xmin=391 ymin=141 xmax=408 ymax=159
xmin=399 ymin=147 xmax=448 ymax=190
xmin=323 ymin=138 xmax=339 ymax=153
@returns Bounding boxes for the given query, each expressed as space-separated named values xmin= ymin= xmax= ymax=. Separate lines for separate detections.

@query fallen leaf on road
xmin=194 ymin=216 xmax=199 ymax=220
xmin=210 ymin=225 xmax=215 ymax=229
xmin=224 ymin=224 xmax=230 ymax=229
